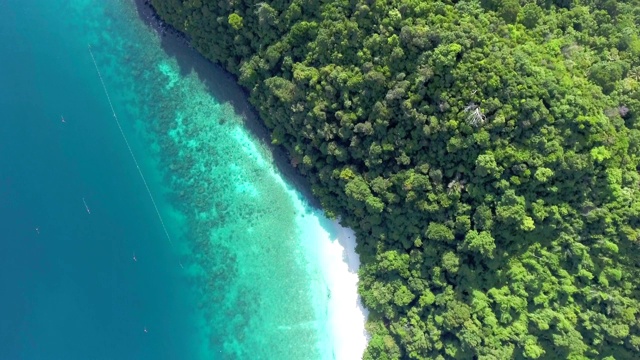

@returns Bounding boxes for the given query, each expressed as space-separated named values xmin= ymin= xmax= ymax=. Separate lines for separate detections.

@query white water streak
xmin=88 ymin=45 xmax=173 ymax=246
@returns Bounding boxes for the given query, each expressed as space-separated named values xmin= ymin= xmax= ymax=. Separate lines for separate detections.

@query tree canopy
xmin=151 ymin=0 xmax=640 ymax=358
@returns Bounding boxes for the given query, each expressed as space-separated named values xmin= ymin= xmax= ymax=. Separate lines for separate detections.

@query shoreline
xmin=133 ymin=0 xmax=320 ymax=210
xmin=325 ymin=220 xmax=370 ymax=359
xmin=297 ymin=207 xmax=370 ymax=360
xmin=133 ymin=1 xmax=370 ymax=358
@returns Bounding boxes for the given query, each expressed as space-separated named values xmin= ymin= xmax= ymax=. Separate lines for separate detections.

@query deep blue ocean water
xmin=0 ymin=1 xmax=197 ymax=359
xmin=0 ymin=1 xmax=348 ymax=359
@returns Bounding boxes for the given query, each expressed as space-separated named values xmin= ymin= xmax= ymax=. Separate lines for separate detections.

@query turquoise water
xmin=0 ymin=1 xmax=347 ymax=359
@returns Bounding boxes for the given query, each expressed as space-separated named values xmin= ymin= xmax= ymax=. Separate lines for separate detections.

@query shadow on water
xmin=126 ymin=4 xmax=368 ymax=358
xmin=132 ymin=0 xmax=321 ymax=210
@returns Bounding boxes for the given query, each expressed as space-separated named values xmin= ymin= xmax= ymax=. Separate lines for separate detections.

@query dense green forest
xmin=150 ymin=0 xmax=640 ymax=358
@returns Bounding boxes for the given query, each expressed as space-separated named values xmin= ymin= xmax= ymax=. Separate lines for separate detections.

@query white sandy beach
xmin=320 ymin=221 xmax=370 ymax=360
xmin=230 ymin=119 xmax=370 ymax=359
xmin=294 ymin=206 xmax=370 ymax=360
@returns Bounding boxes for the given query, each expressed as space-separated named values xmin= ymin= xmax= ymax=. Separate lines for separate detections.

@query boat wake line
xmin=87 ymin=44 xmax=173 ymax=246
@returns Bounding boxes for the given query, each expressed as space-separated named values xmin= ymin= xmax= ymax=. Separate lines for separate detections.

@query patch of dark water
xmin=132 ymin=0 xmax=321 ymax=210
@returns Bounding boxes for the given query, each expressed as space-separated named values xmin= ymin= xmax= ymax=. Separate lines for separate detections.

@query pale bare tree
xmin=464 ymin=102 xmax=486 ymax=127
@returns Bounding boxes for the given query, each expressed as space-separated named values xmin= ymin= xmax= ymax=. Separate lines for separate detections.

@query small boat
xmin=82 ymin=197 xmax=91 ymax=214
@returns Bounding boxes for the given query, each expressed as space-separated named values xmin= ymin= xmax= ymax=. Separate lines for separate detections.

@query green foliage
xmin=462 ymin=230 xmax=496 ymax=257
xmin=499 ymin=0 xmax=520 ymax=23
xmin=589 ymin=61 xmax=628 ymax=94
xmin=425 ymin=223 xmax=455 ymax=243
xmin=519 ymin=4 xmax=544 ymax=29
xmin=151 ymin=0 xmax=640 ymax=358
xmin=228 ymin=13 xmax=243 ymax=30
xmin=441 ymin=251 xmax=460 ymax=273
xmin=475 ymin=152 xmax=502 ymax=178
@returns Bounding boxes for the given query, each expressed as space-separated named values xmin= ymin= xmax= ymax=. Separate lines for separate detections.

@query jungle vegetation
xmin=150 ymin=0 xmax=640 ymax=358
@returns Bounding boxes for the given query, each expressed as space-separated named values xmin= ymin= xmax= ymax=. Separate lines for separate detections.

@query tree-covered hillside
xmin=150 ymin=0 xmax=640 ymax=358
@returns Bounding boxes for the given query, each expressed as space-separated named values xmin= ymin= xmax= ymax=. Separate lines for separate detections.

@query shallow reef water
xmin=74 ymin=0 xmax=344 ymax=359
xmin=0 ymin=0 xmax=366 ymax=358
